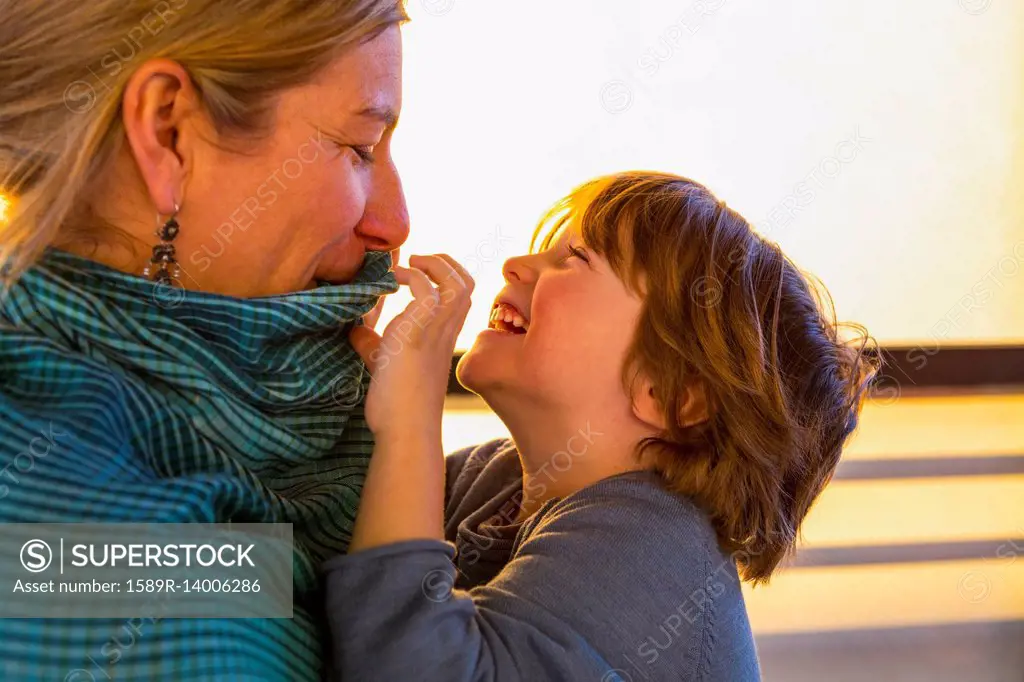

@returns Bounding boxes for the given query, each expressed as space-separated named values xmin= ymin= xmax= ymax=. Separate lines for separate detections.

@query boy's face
xmin=457 ymin=226 xmax=644 ymax=415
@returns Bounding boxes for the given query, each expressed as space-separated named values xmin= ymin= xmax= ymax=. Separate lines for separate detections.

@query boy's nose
xmin=502 ymin=254 xmax=538 ymax=284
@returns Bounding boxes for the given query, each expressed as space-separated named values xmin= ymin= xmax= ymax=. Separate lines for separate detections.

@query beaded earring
xmin=143 ymin=203 xmax=182 ymax=285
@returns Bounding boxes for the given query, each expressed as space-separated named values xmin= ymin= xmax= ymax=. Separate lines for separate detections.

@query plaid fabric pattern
xmin=0 ymin=247 xmax=397 ymax=681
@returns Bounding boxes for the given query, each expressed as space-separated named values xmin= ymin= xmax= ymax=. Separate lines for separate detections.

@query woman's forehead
xmin=305 ymin=27 xmax=403 ymax=123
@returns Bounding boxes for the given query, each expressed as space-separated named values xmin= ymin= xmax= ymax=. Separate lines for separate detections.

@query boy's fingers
xmin=394 ymin=265 xmax=440 ymax=306
xmin=362 ymin=248 xmax=402 ymax=330
xmin=434 ymin=254 xmax=474 ymax=295
xmin=363 ymin=296 xmax=386 ymax=330
xmin=408 ymin=255 xmax=472 ymax=315
xmin=349 ymin=324 xmax=383 ymax=368
xmin=434 ymin=255 xmax=475 ymax=327
xmin=409 ymin=255 xmax=461 ymax=288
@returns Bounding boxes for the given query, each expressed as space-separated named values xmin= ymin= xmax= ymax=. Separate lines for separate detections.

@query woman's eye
xmin=350 ymin=145 xmax=376 ymax=165
xmin=328 ymin=138 xmax=376 ymax=165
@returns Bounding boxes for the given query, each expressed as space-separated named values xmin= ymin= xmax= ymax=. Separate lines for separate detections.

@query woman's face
xmin=117 ymin=26 xmax=408 ymax=297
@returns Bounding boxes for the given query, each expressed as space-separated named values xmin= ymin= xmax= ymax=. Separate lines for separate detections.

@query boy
xmin=326 ymin=172 xmax=877 ymax=681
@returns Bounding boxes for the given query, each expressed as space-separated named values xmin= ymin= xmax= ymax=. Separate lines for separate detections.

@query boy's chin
xmin=455 ymin=340 xmax=521 ymax=398
xmin=455 ymin=346 xmax=493 ymax=396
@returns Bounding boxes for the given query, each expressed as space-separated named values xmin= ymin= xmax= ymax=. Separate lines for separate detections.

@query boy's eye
xmin=566 ymin=244 xmax=590 ymax=263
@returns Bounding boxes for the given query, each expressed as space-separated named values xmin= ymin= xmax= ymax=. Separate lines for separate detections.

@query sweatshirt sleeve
xmin=322 ymin=478 xmax=724 ymax=682
xmin=443 ymin=445 xmax=475 ymax=509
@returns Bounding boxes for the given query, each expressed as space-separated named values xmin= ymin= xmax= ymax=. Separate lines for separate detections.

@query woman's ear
xmin=631 ymin=375 xmax=710 ymax=431
xmin=121 ymin=59 xmax=198 ymax=215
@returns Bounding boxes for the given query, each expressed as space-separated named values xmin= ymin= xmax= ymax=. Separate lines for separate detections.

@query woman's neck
xmin=53 ymin=225 xmax=151 ymax=281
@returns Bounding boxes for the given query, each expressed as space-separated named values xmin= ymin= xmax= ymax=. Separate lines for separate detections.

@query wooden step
xmin=744 ymin=559 xmax=1024 ymax=635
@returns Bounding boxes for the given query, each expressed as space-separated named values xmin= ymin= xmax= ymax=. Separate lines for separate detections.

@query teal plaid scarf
xmin=0 ymin=247 xmax=397 ymax=681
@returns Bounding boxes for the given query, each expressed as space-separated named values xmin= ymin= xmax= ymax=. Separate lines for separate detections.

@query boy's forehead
xmin=545 ymin=221 xmax=581 ymax=248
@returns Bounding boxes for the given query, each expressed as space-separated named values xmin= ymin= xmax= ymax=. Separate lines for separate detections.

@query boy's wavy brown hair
xmin=532 ymin=171 xmax=880 ymax=584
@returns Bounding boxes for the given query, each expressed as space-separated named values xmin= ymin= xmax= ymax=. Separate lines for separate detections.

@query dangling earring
xmin=143 ymin=203 xmax=182 ymax=286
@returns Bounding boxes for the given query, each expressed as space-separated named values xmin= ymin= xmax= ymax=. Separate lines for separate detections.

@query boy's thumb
xmin=349 ymin=324 xmax=382 ymax=369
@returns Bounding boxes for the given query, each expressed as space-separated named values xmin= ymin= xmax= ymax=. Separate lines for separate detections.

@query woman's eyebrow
xmin=354 ymin=105 xmax=399 ymax=129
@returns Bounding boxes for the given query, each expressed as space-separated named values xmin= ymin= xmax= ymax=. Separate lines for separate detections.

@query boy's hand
xmin=360 ymin=248 xmax=400 ymax=331
xmin=349 ymin=254 xmax=474 ymax=438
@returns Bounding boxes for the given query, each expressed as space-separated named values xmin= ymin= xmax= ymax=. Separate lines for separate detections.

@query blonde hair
xmin=0 ymin=0 xmax=408 ymax=288
xmin=534 ymin=172 xmax=879 ymax=583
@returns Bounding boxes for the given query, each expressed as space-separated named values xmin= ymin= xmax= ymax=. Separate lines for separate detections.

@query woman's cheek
xmin=303 ymin=181 xmax=364 ymax=246
xmin=327 ymin=167 xmax=367 ymax=219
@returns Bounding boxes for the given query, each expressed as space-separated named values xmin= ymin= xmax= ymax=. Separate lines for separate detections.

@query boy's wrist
xmin=372 ymin=395 xmax=444 ymax=441
xmin=374 ymin=423 xmax=443 ymax=451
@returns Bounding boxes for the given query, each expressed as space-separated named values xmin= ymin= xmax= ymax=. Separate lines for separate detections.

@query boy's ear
xmin=632 ymin=375 xmax=710 ymax=431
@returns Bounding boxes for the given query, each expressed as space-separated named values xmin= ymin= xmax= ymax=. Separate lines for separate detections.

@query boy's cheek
xmin=531 ymin=280 xmax=594 ymax=331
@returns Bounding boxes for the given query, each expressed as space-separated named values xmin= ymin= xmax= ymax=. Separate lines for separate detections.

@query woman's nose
xmin=356 ymin=162 xmax=410 ymax=252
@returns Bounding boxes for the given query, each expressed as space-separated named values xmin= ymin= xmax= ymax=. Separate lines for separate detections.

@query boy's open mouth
xmin=488 ymin=301 xmax=529 ymax=334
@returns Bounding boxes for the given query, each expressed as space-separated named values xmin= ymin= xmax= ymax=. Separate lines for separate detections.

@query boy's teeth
xmin=489 ymin=303 xmax=530 ymax=332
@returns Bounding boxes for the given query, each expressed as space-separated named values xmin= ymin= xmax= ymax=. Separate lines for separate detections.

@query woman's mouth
xmin=488 ymin=301 xmax=529 ymax=334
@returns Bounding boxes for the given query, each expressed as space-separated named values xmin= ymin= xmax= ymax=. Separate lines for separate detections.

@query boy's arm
xmin=350 ymin=438 xmax=513 ymax=552
xmin=324 ymin=499 xmax=616 ymax=682
xmin=346 ymin=254 xmax=472 ymax=553
xmin=348 ymin=430 xmax=445 ymax=551
xmin=323 ymin=482 xmax=756 ymax=682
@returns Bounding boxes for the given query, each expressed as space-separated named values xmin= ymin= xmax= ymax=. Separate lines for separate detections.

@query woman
xmin=0 ymin=1 xmax=414 ymax=679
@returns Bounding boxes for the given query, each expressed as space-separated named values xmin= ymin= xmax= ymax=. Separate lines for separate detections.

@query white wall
xmin=383 ymin=0 xmax=1024 ymax=348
